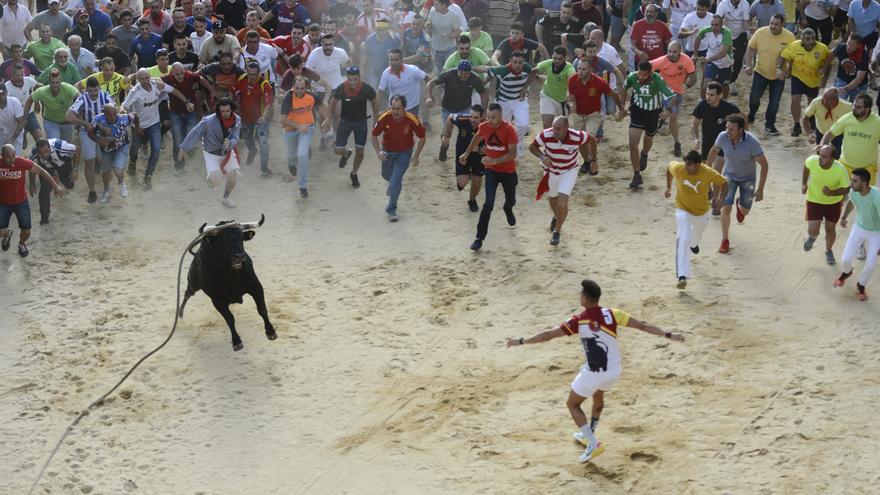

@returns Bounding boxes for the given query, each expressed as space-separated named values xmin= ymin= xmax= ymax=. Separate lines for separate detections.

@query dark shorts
xmin=0 ymin=201 xmax=31 ymax=230
xmin=685 ymin=49 xmax=707 ymax=58
xmin=806 ymin=200 xmax=843 ymax=223
xmin=704 ymin=63 xmax=732 ymax=84
xmin=791 ymin=76 xmax=819 ymax=98
xmin=629 ymin=106 xmax=662 ymax=136
xmin=335 ymin=119 xmax=368 ymax=148
xmin=455 ymin=146 xmax=485 ymax=177
xmin=864 ymin=31 xmax=879 ymax=51
xmin=833 ymin=8 xmax=849 ymax=28
xmin=25 ymin=112 xmax=41 ymax=133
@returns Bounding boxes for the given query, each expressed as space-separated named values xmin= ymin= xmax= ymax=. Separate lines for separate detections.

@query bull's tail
xmin=178 ymin=289 xmax=194 ymax=318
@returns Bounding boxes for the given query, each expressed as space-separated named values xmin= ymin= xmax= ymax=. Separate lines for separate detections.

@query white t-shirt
xmin=5 ymin=77 xmax=39 ymax=113
xmin=805 ymin=0 xmax=839 ymax=20
xmin=598 ymin=42 xmax=623 ymax=88
xmin=662 ymin=0 xmax=697 ymax=30
xmin=698 ymin=29 xmax=734 ymax=68
xmin=378 ymin=64 xmax=427 ymax=110
xmin=716 ymin=0 xmax=752 ymax=38
xmin=0 ymin=1 xmax=32 ymax=48
xmin=428 ymin=8 xmax=463 ymax=52
xmin=449 ymin=4 xmax=469 ymax=29
xmin=238 ymin=43 xmax=280 ymax=82
xmin=190 ymin=31 xmax=213 ymax=55
xmin=305 ymin=47 xmax=349 ymax=89
xmin=679 ymin=11 xmax=713 ymax=52
xmin=123 ymin=82 xmax=164 ymax=128
xmin=0 ymin=97 xmax=25 ymax=151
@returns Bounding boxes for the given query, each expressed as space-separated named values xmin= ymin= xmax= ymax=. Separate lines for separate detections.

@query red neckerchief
xmin=825 ymin=100 xmax=839 ymax=121
xmin=343 ymin=81 xmax=363 ymax=97
xmin=148 ymin=9 xmax=164 ymax=28
xmin=506 ymin=63 xmax=523 ymax=76
xmin=221 ymin=115 xmax=236 ymax=129
xmin=507 ymin=37 xmax=525 ymax=51
xmin=850 ymin=44 xmax=865 ymax=64
xmin=391 ymin=64 xmax=405 ymax=78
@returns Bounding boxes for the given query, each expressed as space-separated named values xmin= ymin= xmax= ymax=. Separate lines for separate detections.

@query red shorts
xmin=805 ymin=200 xmax=843 ymax=223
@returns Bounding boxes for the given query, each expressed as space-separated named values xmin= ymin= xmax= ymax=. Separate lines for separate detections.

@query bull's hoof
xmin=266 ymin=329 xmax=277 ymax=341
xmin=233 ymin=342 xmax=244 ymax=351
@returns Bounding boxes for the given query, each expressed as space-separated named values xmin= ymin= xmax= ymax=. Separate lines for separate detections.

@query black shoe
xmin=290 ymin=164 xmax=297 ymax=177
xmin=639 ymin=152 xmax=649 ymax=171
xmin=467 ymin=199 xmax=478 ymax=212
xmin=747 ymin=115 xmax=755 ymax=125
xmin=550 ymin=217 xmax=557 ymax=232
xmin=629 ymin=173 xmax=643 ymax=189
xmin=142 ymin=175 xmax=152 ymax=190
xmin=673 ymin=142 xmax=682 ymax=157
xmin=690 ymin=245 xmax=699 ymax=254
xmin=127 ymin=163 xmax=136 ymax=176
xmin=1 ymin=229 xmax=12 ymax=251
xmin=550 ymin=231 xmax=560 ymax=246
xmin=579 ymin=161 xmax=589 ymax=174
xmin=503 ymin=206 xmax=516 ymax=227
xmin=87 ymin=191 xmax=98 ymax=204
xmin=300 ymin=188 xmax=309 ymax=198
xmin=338 ymin=148 xmax=352 ymax=168
xmin=18 ymin=244 xmax=28 ymax=257
xmin=439 ymin=143 xmax=448 ymax=161
xmin=39 ymin=217 xmax=49 ymax=225
xmin=470 ymin=239 xmax=483 ymax=251
xmin=791 ymin=123 xmax=802 ymax=137
xmin=765 ymin=126 xmax=780 ymax=136
xmin=350 ymin=173 xmax=360 ymax=188
xmin=677 ymin=276 xmax=687 ymax=289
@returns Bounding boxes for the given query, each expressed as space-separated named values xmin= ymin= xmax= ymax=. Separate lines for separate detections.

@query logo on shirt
xmin=682 ymin=179 xmax=702 ymax=193
xmin=485 ymin=132 xmax=506 ymax=152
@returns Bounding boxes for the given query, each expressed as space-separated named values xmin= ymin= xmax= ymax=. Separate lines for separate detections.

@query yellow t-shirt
xmin=803 ymin=97 xmax=851 ymax=134
xmin=82 ymin=71 xmax=129 ymax=105
xmin=748 ymin=26 xmax=796 ymax=80
xmin=829 ymin=112 xmax=880 ymax=168
xmin=780 ymin=40 xmax=830 ymax=88
xmin=804 ymin=155 xmax=850 ymax=205
xmin=669 ymin=161 xmax=728 ymax=216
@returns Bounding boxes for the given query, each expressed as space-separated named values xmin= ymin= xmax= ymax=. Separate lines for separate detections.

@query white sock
xmin=580 ymin=424 xmax=598 ymax=450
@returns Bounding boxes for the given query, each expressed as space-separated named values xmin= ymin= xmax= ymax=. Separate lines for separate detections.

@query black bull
xmin=178 ymin=215 xmax=277 ymax=351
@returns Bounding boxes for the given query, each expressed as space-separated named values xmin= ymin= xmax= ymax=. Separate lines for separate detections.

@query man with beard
xmin=535 ymin=46 xmax=575 ymax=130
xmin=743 ymin=13 xmax=794 ymax=135
xmin=650 ymin=40 xmax=696 ymax=157
xmin=779 ymin=28 xmax=830 ymax=138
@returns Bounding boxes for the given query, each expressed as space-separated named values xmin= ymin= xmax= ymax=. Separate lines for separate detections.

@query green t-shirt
xmin=462 ymin=31 xmax=494 ymax=55
xmin=146 ymin=65 xmax=171 ymax=78
xmin=30 ymin=83 xmax=80 ymax=123
xmin=443 ymin=47 xmax=491 ymax=79
xmin=849 ymin=187 xmax=880 ymax=232
xmin=535 ymin=59 xmax=575 ymax=103
xmin=804 ymin=155 xmax=850 ymax=205
xmin=24 ymin=38 xmax=67 ymax=70
xmin=36 ymin=62 xmax=82 ymax=85
xmin=624 ymin=72 xmax=675 ymax=111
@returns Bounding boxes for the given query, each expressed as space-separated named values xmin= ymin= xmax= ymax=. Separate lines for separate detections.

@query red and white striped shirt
xmin=532 ymin=128 xmax=589 ymax=173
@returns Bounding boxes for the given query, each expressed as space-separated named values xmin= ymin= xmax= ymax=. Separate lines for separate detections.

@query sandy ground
xmin=2 ymin=84 xmax=880 ymax=495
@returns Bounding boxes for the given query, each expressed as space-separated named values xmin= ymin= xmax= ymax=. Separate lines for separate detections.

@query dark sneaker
xmin=467 ymin=199 xmax=478 ymax=212
xmin=550 ymin=231 xmax=561 ymax=246
xmin=338 ymin=148 xmax=352 ymax=168
xmin=765 ymin=126 xmax=780 ymax=136
xmin=503 ymin=206 xmax=516 ymax=227
xmin=1 ymin=229 xmax=12 ymax=251
xmin=857 ymin=283 xmax=868 ymax=301
xmin=350 ymin=173 xmax=360 ymax=188
xmin=690 ymin=245 xmax=699 ymax=254
xmin=40 ymin=217 xmax=49 ymax=226
xmin=747 ymin=115 xmax=755 ymax=125
xmin=289 ymin=164 xmax=297 ymax=177
xmin=127 ymin=162 xmax=136 ymax=176
xmin=141 ymin=175 xmax=152 ymax=190
xmin=791 ymin=123 xmax=802 ymax=137
xmin=673 ymin=142 xmax=682 ymax=157
xmin=803 ymin=236 xmax=816 ymax=252
xmin=439 ymin=143 xmax=448 ymax=161
xmin=834 ymin=270 xmax=853 ymax=287
xmin=826 ymin=250 xmax=836 ymax=265
xmin=87 ymin=191 xmax=98 ymax=204
xmin=18 ymin=244 xmax=28 ymax=257
xmin=639 ymin=152 xmax=649 ymax=171
xmin=550 ymin=217 xmax=557 ymax=233
xmin=677 ymin=276 xmax=687 ymax=289
xmin=300 ymin=188 xmax=309 ymax=198
xmin=470 ymin=239 xmax=483 ymax=251
xmin=629 ymin=173 xmax=643 ymax=189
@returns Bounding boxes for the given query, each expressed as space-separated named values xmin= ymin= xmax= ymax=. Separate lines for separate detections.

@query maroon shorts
xmin=805 ymin=200 xmax=843 ymax=223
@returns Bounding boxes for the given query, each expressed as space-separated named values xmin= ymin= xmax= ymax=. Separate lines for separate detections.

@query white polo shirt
xmin=305 ymin=46 xmax=349 ymax=89
xmin=0 ymin=1 xmax=32 ymax=48
xmin=378 ymin=64 xmax=426 ymax=110
xmin=5 ymin=77 xmax=39 ymax=114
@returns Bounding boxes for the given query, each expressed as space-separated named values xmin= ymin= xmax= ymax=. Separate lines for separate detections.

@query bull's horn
xmin=240 ymin=214 xmax=265 ymax=231
xmin=198 ymin=222 xmax=208 ymax=234
xmin=201 ymin=221 xmax=241 ymax=236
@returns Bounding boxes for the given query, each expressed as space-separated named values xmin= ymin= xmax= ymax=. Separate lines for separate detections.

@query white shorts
xmin=548 ymin=167 xmax=579 ymax=197
xmin=571 ymin=366 xmax=620 ymax=398
xmin=499 ymin=99 xmax=529 ymax=129
xmin=203 ymin=150 xmax=241 ymax=187
xmin=540 ymin=93 xmax=564 ymax=116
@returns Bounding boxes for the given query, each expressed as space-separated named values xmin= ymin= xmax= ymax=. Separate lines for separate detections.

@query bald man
xmin=650 ymin=40 xmax=696 ymax=157
xmin=802 ymin=145 xmax=851 ymax=265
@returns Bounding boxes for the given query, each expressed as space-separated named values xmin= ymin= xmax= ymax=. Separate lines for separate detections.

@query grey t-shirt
xmin=30 ymin=11 xmax=73 ymax=40
xmin=714 ymin=130 xmax=764 ymax=180
xmin=110 ymin=25 xmax=140 ymax=54
xmin=428 ymin=8 xmax=462 ymax=52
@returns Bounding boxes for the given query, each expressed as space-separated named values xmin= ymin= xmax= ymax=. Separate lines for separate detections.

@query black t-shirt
xmin=834 ymin=43 xmax=868 ymax=84
xmin=436 ymin=69 xmax=486 ymax=112
xmin=332 ymin=82 xmax=377 ymax=122
xmin=169 ymin=50 xmax=201 ymax=71
xmin=494 ymin=37 xmax=541 ymax=65
xmin=451 ymin=114 xmax=484 ymax=155
xmin=692 ymin=99 xmax=740 ymax=152
xmin=94 ymin=46 xmax=131 ymax=72
xmin=538 ymin=14 xmax=585 ymax=52
xmin=162 ymin=25 xmax=195 ymax=48
xmin=215 ymin=0 xmax=249 ymax=30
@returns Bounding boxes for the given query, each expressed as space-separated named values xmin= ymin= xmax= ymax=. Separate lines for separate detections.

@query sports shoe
xmin=833 ymin=270 xmax=852 ymax=287
xmin=318 ymin=136 xmax=327 ymax=151
xmin=388 ymin=212 xmax=399 ymax=222
xmin=289 ymin=164 xmax=297 ymax=177
xmin=573 ymin=432 xmax=604 ymax=448
xmin=470 ymin=238 xmax=483 ymax=251
xmin=350 ymin=173 xmax=360 ymax=188
xmin=803 ymin=236 xmax=816 ymax=252
xmin=747 ymin=115 xmax=755 ymax=125
xmin=127 ymin=162 xmax=136 ymax=176
xmin=735 ymin=198 xmax=746 ymax=224
xmin=99 ymin=189 xmax=111 ymax=203
xmin=119 ymin=183 xmax=129 ymax=198
xmin=791 ymin=123 xmax=802 ymax=137
xmin=468 ymin=199 xmax=479 ymax=212
xmin=639 ymin=152 xmax=649 ymax=171
xmin=18 ymin=243 xmax=28 ymax=257
xmin=549 ymin=217 xmax=557 ymax=233
xmin=719 ymin=239 xmax=730 ymax=254
xmin=300 ymin=188 xmax=309 ymax=198
xmin=690 ymin=245 xmax=699 ymax=254
xmin=87 ymin=191 xmax=98 ymax=204
xmin=765 ymin=126 xmax=780 ymax=136
xmin=222 ymin=197 xmax=236 ymax=208
xmin=338 ymin=148 xmax=352 ymax=168
xmin=677 ymin=276 xmax=687 ymax=289
xmin=857 ymin=283 xmax=868 ymax=301
xmin=39 ymin=217 xmax=49 ymax=225
xmin=1 ymin=229 xmax=12 ymax=251
xmin=858 ymin=245 xmax=867 ymax=260
xmin=673 ymin=142 xmax=682 ymax=157
xmin=438 ymin=143 xmax=448 ymax=161
xmin=550 ymin=231 xmax=560 ymax=246
xmin=503 ymin=206 xmax=516 ymax=227
xmin=141 ymin=175 xmax=152 ymax=190
xmin=578 ymin=443 xmax=606 ymax=463
xmin=825 ymin=250 xmax=836 ymax=265
xmin=260 ymin=169 xmax=273 ymax=177
xmin=629 ymin=173 xmax=643 ymax=189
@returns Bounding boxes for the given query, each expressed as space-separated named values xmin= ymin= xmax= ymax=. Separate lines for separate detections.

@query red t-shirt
xmin=162 ymin=71 xmax=202 ymax=114
xmin=629 ymin=19 xmax=672 ymax=61
xmin=372 ymin=111 xmax=426 ymax=152
xmin=269 ymin=36 xmax=311 ymax=60
xmin=0 ymin=157 xmax=35 ymax=205
xmin=567 ymin=73 xmax=612 ymax=116
xmin=477 ymin=120 xmax=518 ymax=173
xmin=234 ymin=76 xmax=274 ymax=124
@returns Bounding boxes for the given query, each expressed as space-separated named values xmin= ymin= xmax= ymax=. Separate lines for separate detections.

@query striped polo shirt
xmin=533 ymin=127 xmax=589 ymax=173
xmin=70 ymin=89 xmax=112 ymax=131
xmin=489 ymin=63 xmax=533 ymax=102
xmin=623 ymin=71 xmax=675 ymax=111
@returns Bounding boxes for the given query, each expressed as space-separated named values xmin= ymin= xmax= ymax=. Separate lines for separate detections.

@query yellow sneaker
xmin=578 ymin=442 xmax=606 ymax=463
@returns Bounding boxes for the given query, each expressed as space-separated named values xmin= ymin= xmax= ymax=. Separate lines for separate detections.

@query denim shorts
xmin=724 ymin=176 xmax=755 ymax=209
xmin=100 ymin=144 xmax=130 ymax=172
xmin=0 ymin=200 xmax=31 ymax=230
xmin=335 ymin=119 xmax=368 ymax=148
xmin=79 ymin=129 xmax=98 ymax=160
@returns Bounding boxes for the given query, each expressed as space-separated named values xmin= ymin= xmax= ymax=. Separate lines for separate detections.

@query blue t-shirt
xmin=88 ymin=10 xmax=113 ymax=41
xmin=129 ymin=33 xmax=163 ymax=68
xmin=92 ymin=113 xmax=133 ymax=152
xmin=362 ymin=33 xmax=402 ymax=83
xmin=714 ymin=130 xmax=765 ymax=180
xmin=848 ymin=0 xmax=880 ymax=37
xmin=403 ymin=29 xmax=431 ymax=70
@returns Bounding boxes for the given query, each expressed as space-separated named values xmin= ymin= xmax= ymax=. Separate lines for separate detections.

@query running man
xmin=820 ymin=93 xmax=880 ymax=186
xmin=530 ymin=116 xmax=592 ymax=247
xmin=440 ymin=105 xmax=486 ymax=212
xmin=802 ymin=145 xmax=851 ymax=265
xmin=620 ymin=60 xmax=675 ymax=189
xmin=280 ymin=76 xmax=331 ymax=197
xmin=834 ymin=168 xmax=880 ymax=301
xmin=178 ymin=97 xmax=242 ymax=208
xmin=487 ymin=50 xmax=534 ymax=157
xmin=535 ymin=46 xmax=575 ymax=130
xmin=666 ymin=150 xmax=728 ymax=288
xmin=506 ymin=279 xmax=685 ymax=464
xmin=650 ymin=40 xmax=696 ymax=157
xmin=330 ymin=66 xmax=379 ymax=189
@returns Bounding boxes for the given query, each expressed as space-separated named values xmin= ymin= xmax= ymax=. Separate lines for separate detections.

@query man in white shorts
xmin=507 ymin=279 xmax=685 ymax=463
xmin=178 ymin=97 xmax=241 ymax=208
xmin=487 ymin=50 xmax=534 ymax=157
xmin=529 ymin=116 xmax=592 ymax=246
xmin=535 ymin=46 xmax=575 ymax=129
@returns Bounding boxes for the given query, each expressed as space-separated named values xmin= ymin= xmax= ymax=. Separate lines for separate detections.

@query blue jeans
xmin=476 ymin=169 xmax=517 ymax=241
xmin=240 ymin=120 xmax=270 ymax=172
xmin=381 ymin=149 xmax=412 ymax=215
xmin=433 ymin=47 xmax=455 ymax=74
xmin=724 ymin=176 xmax=756 ymax=209
xmin=43 ymin=120 xmax=73 ymax=142
xmin=129 ymin=122 xmax=162 ymax=177
xmin=169 ymin=112 xmax=198 ymax=168
xmin=285 ymin=126 xmax=314 ymax=189
xmin=748 ymin=72 xmax=784 ymax=129
xmin=835 ymin=78 xmax=868 ymax=103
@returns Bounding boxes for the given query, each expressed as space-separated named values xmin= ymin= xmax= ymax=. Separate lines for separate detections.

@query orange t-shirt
xmin=281 ymin=91 xmax=317 ymax=129
xmin=650 ymin=54 xmax=695 ymax=95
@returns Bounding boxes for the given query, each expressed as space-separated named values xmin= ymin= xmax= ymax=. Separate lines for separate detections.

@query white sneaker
xmin=222 ymin=197 xmax=236 ymax=208
xmin=119 ymin=183 xmax=129 ymax=198
xmin=573 ymin=431 xmax=588 ymax=446
xmin=577 ymin=442 xmax=605 ymax=463
xmin=98 ymin=189 xmax=111 ymax=203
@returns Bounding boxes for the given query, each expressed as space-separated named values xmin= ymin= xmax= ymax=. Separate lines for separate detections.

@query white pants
xmin=675 ymin=208 xmax=710 ymax=278
xmin=840 ymin=225 xmax=880 ymax=286
xmin=500 ymin=99 xmax=530 ymax=157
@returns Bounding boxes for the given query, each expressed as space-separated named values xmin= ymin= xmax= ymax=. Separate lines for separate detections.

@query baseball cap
xmin=457 ymin=60 xmax=472 ymax=72
xmin=48 ymin=0 xmax=60 ymax=4
xmin=346 ymin=66 xmax=360 ymax=75
xmin=213 ymin=20 xmax=227 ymax=30
xmin=156 ymin=48 xmax=169 ymax=57
xmin=75 ymin=9 xmax=89 ymax=18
